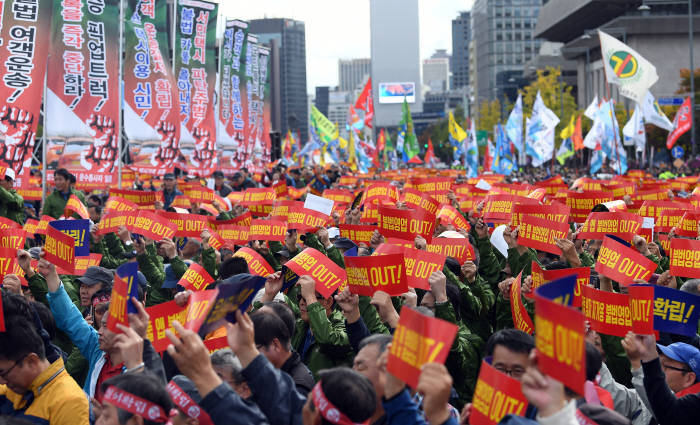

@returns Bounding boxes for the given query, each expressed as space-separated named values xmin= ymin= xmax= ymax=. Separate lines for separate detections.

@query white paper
xmin=304 ymin=193 xmax=334 ymax=216
xmin=490 ymin=225 xmax=509 ymax=259
xmin=642 ymin=217 xmax=655 ymax=228
xmin=475 ymin=179 xmax=492 ymax=191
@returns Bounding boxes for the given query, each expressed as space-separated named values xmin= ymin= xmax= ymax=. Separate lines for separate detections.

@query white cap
xmin=4 ymin=168 xmax=15 ymax=181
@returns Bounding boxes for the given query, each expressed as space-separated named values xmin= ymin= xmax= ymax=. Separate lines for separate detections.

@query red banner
xmin=67 ymin=253 xmax=103 ymax=276
xmin=669 ymin=238 xmax=700 ymax=279
xmin=241 ymin=187 xmax=276 ymax=206
xmin=286 ymin=207 xmax=329 ymax=232
xmin=0 ymin=229 xmax=26 ymax=250
xmin=128 ymin=210 xmax=177 ymax=241
xmin=581 ymin=285 xmax=631 ymax=337
xmin=215 ymin=225 xmax=249 ymax=246
xmin=345 ymin=254 xmax=407 ymax=296
xmin=156 ymin=212 xmax=210 ymax=238
xmin=535 ymin=291 xmax=586 ymax=394
xmin=655 ymin=209 xmax=687 ymax=233
xmin=402 ymin=188 xmax=440 ymax=216
xmin=387 ymin=307 xmax=457 ymax=389
xmin=283 ymin=248 xmax=347 ymax=299
xmin=409 ymin=177 xmax=452 ymax=196
xmin=106 ymin=275 xmax=129 ymax=333
xmin=483 ymin=195 xmax=537 ymax=223
xmin=436 ymin=205 xmax=470 ymax=230
xmin=145 ymin=290 xmax=217 ymax=352
xmin=362 ymin=181 xmax=399 ymax=205
xmin=577 ymin=212 xmax=643 ymax=241
xmin=184 ymin=186 xmax=215 ymax=204
xmin=248 ymin=219 xmax=287 ymax=241
xmin=322 ymin=189 xmax=354 ymax=204
xmin=35 ymin=215 xmax=53 ymax=235
xmin=511 ymin=203 xmax=570 ymax=228
xmin=510 ymin=272 xmax=534 ymax=335
xmin=528 ymin=262 xmax=590 ymax=308
xmin=110 ymin=189 xmax=157 ymax=206
xmin=470 ymin=361 xmax=529 ymax=425
xmin=0 ymin=217 xmax=20 ymax=230
xmin=517 ymin=215 xmax=569 ymax=255
xmin=377 ymin=205 xmax=435 ymax=242
xmin=403 ymin=247 xmax=446 ymax=291
xmin=96 ymin=211 xmax=137 ymax=235
xmin=562 ymin=191 xmax=614 ymax=222
xmin=676 ymin=212 xmax=700 ymax=238
xmin=45 ymin=224 xmax=76 ymax=274
xmin=64 ymin=195 xmax=89 ymax=219
xmin=426 ymin=238 xmax=475 ymax=263
xmin=232 ymin=247 xmax=274 ymax=277
xmin=23 ymin=218 xmax=39 ymax=235
xmin=595 ymin=236 xmax=657 ymax=285
xmin=178 ymin=263 xmax=214 ymax=292
xmin=628 ymin=285 xmax=655 ymax=334
xmin=339 ymin=224 xmax=376 ymax=245
xmin=0 ymin=247 xmax=23 ymax=280
xmin=638 ymin=200 xmax=685 ymax=222
xmin=105 ymin=196 xmax=139 ymax=213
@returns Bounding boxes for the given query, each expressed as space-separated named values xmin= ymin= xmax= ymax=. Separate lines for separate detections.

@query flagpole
xmin=118 ymin=0 xmax=124 ymax=189
xmin=41 ymin=70 xmax=47 ymax=204
xmin=598 ymin=34 xmax=622 ymax=175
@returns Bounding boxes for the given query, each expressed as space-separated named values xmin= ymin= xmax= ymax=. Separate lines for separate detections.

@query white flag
xmin=641 ymin=91 xmax=673 ymax=131
xmin=623 ymin=104 xmax=645 ymax=151
xmin=599 ymin=30 xmax=658 ymax=104
xmin=584 ymin=95 xmax=599 ymax=121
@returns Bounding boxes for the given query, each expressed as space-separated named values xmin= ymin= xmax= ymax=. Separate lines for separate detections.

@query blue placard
xmin=658 ymin=97 xmax=684 ymax=106
xmin=535 ymin=275 xmax=576 ymax=306
xmin=672 ymin=145 xmax=684 ymax=159
xmin=116 ymin=262 xmax=140 ymax=314
xmin=198 ymin=273 xmax=266 ymax=336
xmin=49 ymin=219 xmax=90 ymax=257
xmin=649 ymin=285 xmax=700 ymax=337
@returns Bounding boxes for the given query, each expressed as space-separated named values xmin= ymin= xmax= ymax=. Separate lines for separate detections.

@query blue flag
xmin=505 ymin=94 xmax=523 ymax=152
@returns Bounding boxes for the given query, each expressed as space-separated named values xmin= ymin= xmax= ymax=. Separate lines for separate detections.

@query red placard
xmin=23 ymin=218 xmax=39 ymax=235
xmin=106 ymin=276 xmax=129 ymax=333
xmin=535 ymin=291 xmax=586 ymax=394
xmin=339 ymin=224 xmax=376 ymax=245
xmin=377 ymin=205 xmax=435 ymax=242
xmin=286 ymin=207 xmax=329 ymax=232
xmin=129 ymin=210 xmax=177 ymax=241
xmin=216 ymin=225 xmax=249 ymax=245
xmin=655 ymin=209 xmax=686 ymax=233
xmin=426 ymin=238 xmax=474 ymax=263
xmin=511 ymin=203 xmax=570 ymax=227
xmin=35 ymin=215 xmax=53 ymax=235
xmin=628 ymin=285 xmax=655 ymax=334
xmin=145 ymin=290 xmax=218 ymax=352
xmin=410 ymin=177 xmax=452 ymax=195
xmin=638 ymin=200 xmax=685 ymax=222
xmin=269 ymin=200 xmax=303 ymax=222
xmin=436 ymin=205 xmax=470 ymax=230
xmin=0 ymin=247 xmax=23 ymax=280
xmin=345 ymin=254 xmax=407 ymax=296
xmin=676 ymin=212 xmax=700 ymax=238
xmin=96 ymin=211 xmax=139 ymax=235
xmin=241 ymin=188 xmax=277 ymax=206
xmin=402 ymin=188 xmax=440 ymax=216
xmin=0 ymin=229 xmax=26 ymax=250
xmin=669 ymin=238 xmax=700 ymax=279
xmin=178 ymin=263 xmax=215 ymax=292
xmin=248 ymin=219 xmax=287 ymax=241
xmin=184 ymin=186 xmax=216 ymax=204
xmin=64 ymin=194 xmax=89 ymax=219
xmin=527 ymin=262 xmax=590 ymax=308
xmin=387 ymin=307 xmax=458 ymax=389
xmin=170 ymin=195 xmax=193 ymax=210
xmin=510 ymin=272 xmax=534 ymax=335
xmin=517 ymin=215 xmax=569 ymax=255
xmin=284 ymin=248 xmax=347 ymax=299
xmin=105 ymin=196 xmax=139 ymax=213
xmin=403 ymin=247 xmax=446 ymax=291
xmin=0 ymin=217 xmax=21 ymax=230
xmin=110 ymin=189 xmax=157 ymax=206
xmin=44 ymin=225 xmax=76 ymax=274
xmin=362 ymin=181 xmax=399 ymax=205
xmin=322 ymin=189 xmax=354 ymax=204
xmin=563 ymin=190 xmax=614 ymax=222
xmin=581 ymin=285 xmax=631 ymax=337
xmin=232 ymin=247 xmax=275 ymax=277
xmin=595 ymin=236 xmax=657 ymax=285
xmin=470 ymin=361 xmax=529 ymax=425
xmin=482 ymin=195 xmax=516 ymax=223
xmin=71 ymin=254 xmax=103 ymax=275
xmin=577 ymin=212 xmax=643 ymax=241
xmin=156 ymin=212 xmax=210 ymax=238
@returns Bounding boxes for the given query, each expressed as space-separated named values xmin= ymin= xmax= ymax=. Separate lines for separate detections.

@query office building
xmin=472 ymin=0 xmax=544 ymax=103
xmin=370 ymin=0 xmax=423 ymax=127
xmin=423 ymin=57 xmax=450 ymax=93
xmin=339 ymin=58 xmax=371 ymax=91
xmin=452 ymin=11 xmax=471 ymax=90
xmin=249 ymin=18 xmax=308 ymax=143
xmin=315 ymin=86 xmax=330 ymax=117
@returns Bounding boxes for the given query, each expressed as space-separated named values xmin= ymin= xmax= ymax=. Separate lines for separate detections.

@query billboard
xmin=378 ymin=82 xmax=415 ymax=104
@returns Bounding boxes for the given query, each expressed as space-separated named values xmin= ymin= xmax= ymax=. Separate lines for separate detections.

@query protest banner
xmin=482 ymin=195 xmax=535 ymax=223
xmin=50 ymin=219 xmax=90 ymax=257
xmin=110 ymin=189 xmax=157 ymax=207
xmin=128 ymin=210 xmax=177 ymax=241
xmin=45 ymin=224 xmax=76 ymax=274
xmin=215 ymin=225 xmax=249 ymax=246
xmin=286 ymin=207 xmax=329 ymax=232
xmin=198 ymin=274 xmax=267 ymax=335
xmin=426 ymin=238 xmax=475 ymax=263
xmin=638 ymin=200 xmax=685 ymax=222
xmin=248 ymin=219 xmax=287 ymax=242
xmin=528 ymin=262 xmax=590 ymax=307
xmin=269 ymin=200 xmax=302 ymax=221
xmin=676 ymin=212 xmax=700 ymax=238
xmin=669 ymin=238 xmax=700 ymax=279
xmin=0 ymin=248 xmax=23 ymax=280
xmin=64 ymin=195 xmax=89 ymax=219
xmin=402 ymin=188 xmax=440 ymax=216
xmin=628 ymin=285 xmax=656 ymax=334
xmin=232 ymin=247 xmax=274 ymax=277
xmin=577 ymin=212 xmax=643 ymax=241
xmin=105 ymin=196 xmax=139 ymax=213
xmin=595 ymin=236 xmax=657 ymax=285
xmin=362 ymin=181 xmax=399 ymax=205
xmin=562 ymin=191 xmax=614 ymax=222
xmin=535 ymin=290 xmax=586 ymax=394
xmin=96 ymin=211 xmax=138 ymax=235
xmin=322 ymin=189 xmax=354 ymax=204
xmin=339 ymin=224 xmax=376 ymax=245
xmin=387 ymin=307 xmax=458 ymax=388
xmin=23 ymin=219 xmax=39 ymax=236
xmin=377 ymin=205 xmax=435 ymax=242
xmin=207 ymin=231 xmax=232 ymax=251
xmin=116 ymin=262 xmax=140 ymax=314
xmin=470 ymin=361 xmax=528 ymax=425
xmin=580 ymin=285 xmax=631 ymax=337
xmin=71 ymin=254 xmax=103 ymax=275
xmin=0 ymin=217 xmax=20 ymax=230
xmin=156 ymin=212 xmax=210 ymax=238
xmin=511 ymin=203 xmax=570 ymax=227
xmin=106 ymin=275 xmax=129 ymax=333
xmin=655 ymin=209 xmax=686 ymax=233
xmin=0 ymin=229 xmax=26 ymax=250
xmin=178 ymin=263 xmax=215 ymax=292
xmin=345 ymin=254 xmax=407 ymax=296
xmin=409 ymin=177 xmax=452 ymax=196
xmin=651 ymin=285 xmax=700 ymax=337
xmin=535 ymin=276 xmax=577 ymax=307
xmin=436 ymin=204 xmax=471 ymax=230
xmin=517 ymin=215 xmax=569 ymax=255
xmin=510 ymin=272 xmax=534 ymax=335
xmin=283 ymin=248 xmax=347 ymax=298
xmin=166 ymin=380 xmax=214 ymax=425
xmin=146 ymin=290 xmax=218 ymax=352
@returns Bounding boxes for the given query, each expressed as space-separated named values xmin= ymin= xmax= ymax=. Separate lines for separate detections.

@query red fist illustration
xmin=191 ymin=128 xmax=216 ymax=169
xmin=0 ymin=106 xmax=35 ymax=171
xmin=151 ymin=120 xmax=178 ymax=167
xmin=82 ymin=114 xmax=118 ymax=172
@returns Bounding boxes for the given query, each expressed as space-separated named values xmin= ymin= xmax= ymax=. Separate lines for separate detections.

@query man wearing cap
xmin=231 ymin=171 xmax=256 ymax=191
xmin=76 ymin=266 xmax=114 ymax=311
xmin=213 ymin=171 xmax=233 ymax=197
xmin=0 ymin=167 xmax=23 ymax=224
xmin=162 ymin=173 xmax=183 ymax=209
xmin=656 ymin=341 xmax=700 ymax=395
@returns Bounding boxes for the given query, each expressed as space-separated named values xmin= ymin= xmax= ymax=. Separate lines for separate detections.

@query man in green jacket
xmin=0 ymin=167 xmax=24 ymax=224
xmin=42 ymin=168 xmax=86 ymax=219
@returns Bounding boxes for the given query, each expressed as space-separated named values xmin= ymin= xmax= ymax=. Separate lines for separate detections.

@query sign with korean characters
xmin=511 ymin=203 xmax=570 ymax=228
xmin=470 ymin=361 xmax=528 ymax=425
xmin=510 ymin=272 xmax=534 ymax=335
xmin=403 ymin=247 xmax=446 ymax=291
xmin=627 ymin=285 xmax=656 ymax=334
xmin=248 ymin=219 xmax=287 ymax=242
xmin=177 ymin=263 xmax=214 ymax=292
xmin=215 ymin=225 xmax=249 ymax=246
xmin=529 ymin=262 xmax=590 ymax=307
xmin=110 ymin=189 xmax=158 ymax=207
xmin=387 ymin=307 xmax=458 ymax=388
xmin=517 ymin=215 xmax=569 ymax=255
xmin=675 ymin=212 xmax=700 ymax=238
xmin=345 ymin=254 xmax=407 ymax=296
xmin=198 ymin=274 xmax=267 ymax=336
xmin=377 ymin=205 xmax=435 ymax=243
xmin=146 ymin=290 xmax=217 ymax=352
xmin=106 ymin=275 xmax=129 ymax=333
xmin=339 ymin=224 xmax=376 ymax=245
xmin=157 ymin=212 xmax=210 ymax=238
xmin=426 ymin=238 xmax=475 ymax=263
xmin=482 ymin=195 xmax=538 ymax=224
xmin=232 ymin=247 xmax=274 ymax=277
xmin=595 ymin=236 xmax=657 ymax=285
xmin=562 ymin=190 xmax=614 ymax=223
xmin=580 ymin=285 xmax=631 ymax=337
xmin=0 ymin=248 xmax=24 ymax=280
xmin=436 ymin=205 xmax=470 ymax=230
xmin=128 ymin=210 xmax=177 ymax=241
xmin=285 ymin=207 xmax=329 ymax=232
xmin=45 ymin=223 xmax=76 ymax=274
xmin=64 ymin=195 xmax=89 ymax=219
xmin=105 ymin=196 xmax=139 ymax=213
xmin=577 ymin=212 xmax=643 ymax=241
xmin=283 ymin=248 xmax=347 ymax=298
xmin=322 ymin=189 xmax=354 ymax=204
xmin=402 ymin=188 xmax=440 ymax=216
xmin=49 ymin=219 xmax=90 ymax=257
xmin=669 ymin=238 xmax=700 ymax=279
xmin=0 ymin=229 xmax=26 ymax=250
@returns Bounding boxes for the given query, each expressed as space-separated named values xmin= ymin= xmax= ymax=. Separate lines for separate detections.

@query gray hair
xmin=210 ymin=348 xmax=244 ymax=383
xmin=680 ymin=279 xmax=700 ymax=296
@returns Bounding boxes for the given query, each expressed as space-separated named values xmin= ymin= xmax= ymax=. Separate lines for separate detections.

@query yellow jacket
xmin=0 ymin=358 xmax=89 ymax=425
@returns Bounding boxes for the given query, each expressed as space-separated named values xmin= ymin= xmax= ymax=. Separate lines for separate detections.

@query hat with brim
xmin=657 ymin=342 xmax=700 ymax=377
xmin=162 ymin=264 xmax=179 ymax=289
xmin=76 ymin=266 xmax=114 ymax=287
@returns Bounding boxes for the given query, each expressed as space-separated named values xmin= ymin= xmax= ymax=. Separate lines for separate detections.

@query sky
xmin=220 ymin=0 xmax=474 ymax=94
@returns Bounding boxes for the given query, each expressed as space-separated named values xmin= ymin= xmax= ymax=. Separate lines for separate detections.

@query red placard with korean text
xmin=628 ymin=285 xmax=655 ymax=334
xmin=323 ymin=189 xmax=354 ymax=204
xmin=23 ymin=218 xmax=39 ymax=236
xmin=426 ymin=238 xmax=475 ymax=263
xmin=535 ymin=291 xmax=586 ymax=394
xmin=470 ymin=361 xmax=529 ymax=425
xmin=110 ymin=189 xmax=157 ymax=206
xmin=362 ymin=181 xmax=399 ymax=205
xmin=286 ymin=207 xmax=329 ymax=232
xmin=178 ymin=263 xmax=215 ymax=292
xmin=403 ymin=247 xmax=446 ymax=291
xmin=64 ymin=195 xmax=89 ymax=219
xmin=345 ymin=254 xmax=407 ymax=296
xmin=577 ymin=212 xmax=643 ymax=241
xmin=402 ymin=188 xmax=440 ymax=216
xmin=0 ymin=217 xmax=20 ymax=230
xmin=106 ymin=276 xmax=129 ymax=333
xmin=96 ymin=211 xmax=139 ymax=236
xmin=0 ymin=229 xmax=26 ymax=250
xmin=184 ymin=186 xmax=215 ymax=204
xmin=0 ymin=248 xmax=23 ymax=280
xmin=105 ymin=196 xmax=139 ymax=213
xmin=655 ymin=209 xmax=686 ymax=233
xmin=517 ymin=215 xmax=569 ymax=255
xmin=676 ymin=212 xmax=700 ymax=238
xmin=387 ymin=307 xmax=458 ymax=389
xmin=562 ymin=190 xmax=614 ymax=223
xmin=128 ymin=210 xmax=177 ymax=241
xmin=216 ymin=225 xmax=249 ymax=245
xmin=580 ymin=285 xmax=631 ymax=337
xmin=284 ymin=248 xmax=347 ymax=299
xmin=44 ymin=225 xmax=76 ymax=274
xmin=378 ymin=205 xmax=435 ymax=242
xmin=35 ymin=215 xmax=53 ymax=235
xmin=528 ymin=262 xmax=590 ymax=307
xmin=145 ymin=290 xmax=217 ymax=352
xmin=669 ymin=238 xmax=700 ymax=279
xmin=339 ymin=224 xmax=376 ymax=245
xmin=232 ymin=247 xmax=274 ymax=277
xmin=436 ymin=205 xmax=470 ymax=230
xmin=156 ymin=212 xmax=210 ymax=238
xmin=510 ymin=272 xmax=534 ymax=335
xmin=248 ymin=219 xmax=287 ymax=242
xmin=595 ymin=236 xmax=657 ymax=285
xmin=511 ymin=203 xmax=570 ymax=227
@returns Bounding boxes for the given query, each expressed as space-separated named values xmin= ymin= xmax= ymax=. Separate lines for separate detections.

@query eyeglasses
xmin=662 ymin=364 xmax=692 ymax=374
xmin=494 ymin=365 xmax=526 ymax=378
xmin=0 ymin=356 xmax=25 ymax=380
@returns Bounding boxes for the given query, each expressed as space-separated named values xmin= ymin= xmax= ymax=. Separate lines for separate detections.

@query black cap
xmin=212 ymin=171 xmax=225 ymax=178
xmin=76 ymin=266 xmax=114 ymax=287
xmin=164 ymin=173 xmax=176 ymax=180
xmin=232 ymin=172 xmax=242 ymax=179
xmin=333 ymin=237 xmax=357 ymax=251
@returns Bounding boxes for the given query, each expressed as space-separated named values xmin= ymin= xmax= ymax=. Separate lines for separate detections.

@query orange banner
xmin=64 ymin=194 xmax=89 ymax=219
xmin=129 ymin=210 xmax=177 ymax=241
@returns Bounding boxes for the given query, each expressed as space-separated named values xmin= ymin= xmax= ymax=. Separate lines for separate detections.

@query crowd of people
xmin=0 ymin=161 xmax=699 ymax=425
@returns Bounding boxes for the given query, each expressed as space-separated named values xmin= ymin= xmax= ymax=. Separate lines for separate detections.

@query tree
xmin=418 ymin=104 xmax=467 ymax=163
xmin=476 ymin=99 xmax=502 ymax=133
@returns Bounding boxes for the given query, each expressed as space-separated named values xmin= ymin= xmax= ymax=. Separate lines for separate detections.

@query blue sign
xmin=658 ymin=97 xmax=685 ymax=106
xmin=672 ymin=145 xmax=684 ymax=159
xmin=632 ymin=284 xmax=700 ymax=337
xmin=116 ymin=262 xmax=140 ymax=314
xmin=198 ymin=273 xmax=266 ymax=336
xmin=535 ymin=275 xmax=576 ymax=306
xmin=49 ymin=219 xmax=90 ymax=257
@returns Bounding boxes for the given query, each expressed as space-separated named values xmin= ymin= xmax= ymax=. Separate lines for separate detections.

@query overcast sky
xmin=219 ymin=0 xmax=474 ymax=94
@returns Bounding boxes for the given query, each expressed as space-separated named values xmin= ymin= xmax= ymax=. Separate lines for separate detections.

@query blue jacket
xmin=199 ymin=384 xmax=269 ymax=425
xmin=383 ymin=389 xmax=459 ymax=425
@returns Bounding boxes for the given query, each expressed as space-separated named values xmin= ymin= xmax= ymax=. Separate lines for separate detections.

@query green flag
xmin=311 ymin=106 xmax=338 ymax=144
xmin=400 ymin=99 xmax=420 ymax=160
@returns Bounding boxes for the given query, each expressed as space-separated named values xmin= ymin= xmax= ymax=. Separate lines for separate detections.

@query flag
xmin=642 ymin=91 xmax=673 ymax=131
xmin=355 ymin=77 xmax=372 ymax=110
xmin=377 ymin=128 xmax=386 ymax=151
xmin=493 ymin=123 xmax=514 ymax=175
xmin=311 ymin=106 xmax=339 ymax=144
xmin=572 ymin=115 xmax=584 ymax=150
xmin=590 ymin=149 xmax=604 ymax=174
xmin=484 ymin=139 xmax=494 ymax=172
xmin=347 ymin=105 xmax=364 ymax=131
xmin=559 ymin=115 xmax=575 ymax=141
xmin=667 ymin=96 xmax=692 ymax=149
xmin=465 ymin=120 xmax=479 ymax=178
xmin=348 ymin=130 xmax=357 ymax=171
xmin=424 ymin=139 xmax=436 ymax=164
xmin=399 ymin=98 xmax=420 ymax=160
xmin=584 ymin=95 xmax=599 ymax=121
xmin=623 ymin=104 xmax=645 ymax=152
xmin=599 ymin=30 xmax=658 ymax=104
xmin=527 ymin=92 xmax=559 ymax=167
xmin=448 ymin=112 xmax=467 ymax=145
xmin=364 ymin=94 xmax=374 ymax=129
xmin=556 ymin=138 xmax=574 ymax=165
xmin=505 ymin=94 xmax=524 ymax=151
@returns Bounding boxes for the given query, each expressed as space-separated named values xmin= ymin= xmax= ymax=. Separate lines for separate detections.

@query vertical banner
xmin=256 ymin=45 xmax=272 ymax=171
xmin=217 ymin=19 xmax=248 ymax=174
xmin=175 ymin=0 xmax=218 ymax=176
xmin=0 ymin=0 xmax=52 ymax=173
xmin=46 ymin=0 xmax=120 ymax=174
xmin=241 ymin=34 xmax=258 ymax=171
xmin=124 ymin=0 xmax=180 ymax=175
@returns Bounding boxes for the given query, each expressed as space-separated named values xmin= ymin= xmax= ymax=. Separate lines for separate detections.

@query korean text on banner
xmin=577 ymin=212 xmax=643 ymax=241
xmin=470 ymin=361 xmax=528 ymax=425
xmin=145 ymin=290 xmax=217 ymax=352
xmin=345 ymin=254 xmax=407 ymax=296
xmin=581 ymin=285 xmax=631 ymax=337
xmin=129 ymin=210 xmax=177 ymax=241
xmin=178 ymin=263 xmax=214 ymax=292
xmin=64 ymin=195 xmax=89 ymax=219
xmin=595 ymin=236 xmax=657 ymax=285
xmin=339 ymin=224 xmax=376 ymax=245
xmin=106 ymin=275 xmax=129 ymax=333
xmin=248 ymin=219 xmax=287 ymax=241
xmin=510 ymin=272 xmax=534 ymax=335
xmin=198 ymin=274 xmax=267 ymax=335
xmin=651 ymin=285 xmax=700 ymax=337
xmin=628 ymin=284 xmax=656 ymax=334
xmin=426 ymin=238 xmax=475 ymax=263
xmin=528 ymin=262 xmax=590 ymax=307
xmin=517 ymin=215 xmax=569 ymax=255
xmin=283 ymin=248 xmax=347 ymax=298
xmin=50 ymin=219 xmax=90 ymax=257
xmin=387 ymin=307 xmax=457 ymax=389
xmin=403 ymin=247 xmax=446 ymax=291
xmin=669 ymin=238 xmax=700 ymax=279
xmin=45 ymin=223 xmax=76 ymax=274
xmin=378 ymin=204 xmax=435 ymax=242
xmin=232 ymin=247 xmax=274 ymax=277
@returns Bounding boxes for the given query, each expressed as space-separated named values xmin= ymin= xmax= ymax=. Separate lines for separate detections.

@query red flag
xmin=483 ymin=139 xmax=493 ymax=172
xmin=355 ymin=77 xmax=372 ymax=111
xmin=377 ymin=128 xmax=386 ymax=151
xmin=364 ymin=93 xmax=374 ymax=129
xmin=667 ymin=97 xmax=692 ymax=149
xmin=573 ymin=115 xmax=584 ymax=151
xmin=424 ymin=139 xmax=435 ymax=164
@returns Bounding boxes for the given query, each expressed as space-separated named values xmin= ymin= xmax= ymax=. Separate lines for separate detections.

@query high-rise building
xmin=472 ymin=0 xmax=544 ymax=103
xmin=314 ymin=86 xmax=330 ymax=117
xmin=423 ymin=57 xmax=450 ymax=93
xmin=451 ymin=11 xmax=471 ymax=90
xmin=339 ymin=58 xmax=371 ymax=92
xmin=249 ymin=18 xmax=308 ymax=143
xmin=370 ymin=0 xmax=422 ymax=128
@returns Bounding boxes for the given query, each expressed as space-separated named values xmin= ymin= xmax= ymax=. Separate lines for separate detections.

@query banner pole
xmin=41 ymin=71 xmax=47 ymax=205
xmin=118 ymin=0 xmax=124 ymax=189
